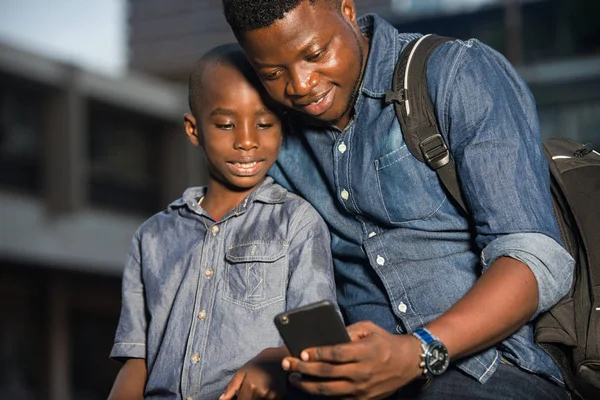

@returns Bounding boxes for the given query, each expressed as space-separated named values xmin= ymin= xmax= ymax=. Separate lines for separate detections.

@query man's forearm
xmin=426 ymin=256 xmax=538 ymax=359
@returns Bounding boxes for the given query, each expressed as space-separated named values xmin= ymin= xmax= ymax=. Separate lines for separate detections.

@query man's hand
xmin=220 ymin=347 xmax=288 ymax=400
xmin=281 ymin=321 xmax=423 ymax=399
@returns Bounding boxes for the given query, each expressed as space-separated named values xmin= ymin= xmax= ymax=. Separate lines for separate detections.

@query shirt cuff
xmin=110 ymin=342 xmax=146 ymax=362
xmin=480 ymin=232 xmax=574 ymax=318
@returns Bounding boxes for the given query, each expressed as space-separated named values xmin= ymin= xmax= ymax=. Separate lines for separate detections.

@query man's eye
xmin=257 ymin=123 xmax=274 ymax=130
xmin=306 ymin=51 xmax=323 ymax=62
xmin=262 ymin=70 xmax=282 ymax=80
xmin=216 ymin=123 xmax=234 ymax=130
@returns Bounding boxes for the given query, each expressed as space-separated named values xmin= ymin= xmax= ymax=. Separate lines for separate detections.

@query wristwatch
xmin=412 ymin=328 xmax=450 ymax=376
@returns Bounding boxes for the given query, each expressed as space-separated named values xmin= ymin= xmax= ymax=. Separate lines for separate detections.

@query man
xmin=221 ymin=0 xmax=574 ymax=398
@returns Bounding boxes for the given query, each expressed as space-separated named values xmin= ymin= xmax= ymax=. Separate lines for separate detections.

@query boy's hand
xmin=220 ymin=347 xmax=288 ymax=400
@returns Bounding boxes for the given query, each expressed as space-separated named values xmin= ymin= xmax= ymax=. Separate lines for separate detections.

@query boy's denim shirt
xmin=110 ymin=177 xmax=338 ymax=399
xmin=268 ymin=14 xmax=574 ymax=384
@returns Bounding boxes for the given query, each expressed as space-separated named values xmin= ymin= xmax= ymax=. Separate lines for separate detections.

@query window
xmin=0 ymin=73 xmax=44 ymax=192
xmin=88 ymin=100 xmax=163 ymax=214
xmin=70 ymin=274 xmax=122 ymax=400
xmin=539 ymin=102 xmax=600 ymax=150
xmin=0 ymin=266 xmax=46 ymax=399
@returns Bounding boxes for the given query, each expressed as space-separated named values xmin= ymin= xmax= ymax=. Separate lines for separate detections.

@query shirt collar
xmin=169 ymin=176 xmax=287 ymax=212
xmin=357 ymin=14 xmax=419 ymax=98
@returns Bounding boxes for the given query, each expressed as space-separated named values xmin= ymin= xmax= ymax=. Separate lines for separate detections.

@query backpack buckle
xmin=385 ymin=88 xmax=406 ymax=105
xmin=420 ymin=134 xmax=450 ymax=170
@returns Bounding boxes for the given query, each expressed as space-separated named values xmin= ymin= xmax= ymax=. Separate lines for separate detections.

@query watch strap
xmin=412 ymin=328 xmax=449 ymax=377
xmin=413 ymin=328 xmax=437 ymax=345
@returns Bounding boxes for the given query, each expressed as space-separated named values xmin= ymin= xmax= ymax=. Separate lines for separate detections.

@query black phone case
xmin=274 ymin=300 xmax=350 ymax=358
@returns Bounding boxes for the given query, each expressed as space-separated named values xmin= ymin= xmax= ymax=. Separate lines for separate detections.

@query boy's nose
xmin=234 ymin=127 xmax=259 ymax=150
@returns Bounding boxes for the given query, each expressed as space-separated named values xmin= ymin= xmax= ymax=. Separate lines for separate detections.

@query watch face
xmin=425 ymin=341 xmax=450 ymax=375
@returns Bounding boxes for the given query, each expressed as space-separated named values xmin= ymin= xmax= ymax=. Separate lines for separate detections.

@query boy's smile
xmin=227 ymin=159 xmax=265 ymax=176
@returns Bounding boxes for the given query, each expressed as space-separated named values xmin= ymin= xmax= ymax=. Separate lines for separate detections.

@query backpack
xmin=385 ymin=34 xmax=600 ymax=399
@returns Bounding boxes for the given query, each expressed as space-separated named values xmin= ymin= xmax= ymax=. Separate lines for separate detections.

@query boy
xmin=107 ymin=43 xmax=337 ymax=400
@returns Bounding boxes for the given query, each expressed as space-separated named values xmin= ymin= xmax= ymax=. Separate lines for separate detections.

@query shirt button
xmin=341 ymin=189 xmax=349 ymax=200
xmin=368 ymin=232 xmax=376 ymax=238
xmin=338 ymin=142 xmax=347 ymax=153
xmin=376 ymin=255 xmax=385 ymax=266
xmin=197 ymin=310 xmax=207 ymax=320
xmin=210 ymin=225 xmax=219 ymax=234
xmin=205 ymin=269 xmax=214 ymax=278
xmin=191 ymin=353 xmax=201 ymax=364
xmin=398 ymin=302 xmax=407 ymax=313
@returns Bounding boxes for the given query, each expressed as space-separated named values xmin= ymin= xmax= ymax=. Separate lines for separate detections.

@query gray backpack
xmin=385 ymin=34 xmax=600 ymax=399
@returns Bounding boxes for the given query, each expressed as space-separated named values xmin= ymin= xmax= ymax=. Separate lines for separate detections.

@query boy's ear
xmin=183 ymin=113 xmax=201 ymax=147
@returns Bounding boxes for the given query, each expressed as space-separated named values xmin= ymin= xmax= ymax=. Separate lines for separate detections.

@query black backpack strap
xmin=385 ymin=34 xmax=467 ymax=214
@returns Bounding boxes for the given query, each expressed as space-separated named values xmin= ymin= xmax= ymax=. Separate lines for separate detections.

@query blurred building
xmin=389 ymin=0 xmax=600 ymax=148
xmin=0 ymin=41 xmax=203 ymax=399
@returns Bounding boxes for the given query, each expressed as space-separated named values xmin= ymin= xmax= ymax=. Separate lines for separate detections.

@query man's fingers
xmin=283 ymin=355 xmax=367 ymax=381
xmin=346 ymin=320 xmax=380 ymax=341
xmin=220 ymin=372 xmax=245 ymax=400
xmin=288 ymin=372 xmax=358 ymax=397
xmin=299 ymin=336 xmax=373 ymax=364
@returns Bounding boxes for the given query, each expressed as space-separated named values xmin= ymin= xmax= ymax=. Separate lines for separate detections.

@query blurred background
xmin=0 ymin=0 xmax=598 ymax=399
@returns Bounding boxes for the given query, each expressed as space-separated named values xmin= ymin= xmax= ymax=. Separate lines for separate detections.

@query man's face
xmin=184 ymin=62 xmax=282 ymax=194
xmin=238 ymin=0 xmax=368 ymax=130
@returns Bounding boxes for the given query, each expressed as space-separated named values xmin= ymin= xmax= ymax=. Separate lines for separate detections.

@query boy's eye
xmin=257 ymin=123 xmax=275 ymax=130
xmin=215 ymin=123 xmax=234 ymax=130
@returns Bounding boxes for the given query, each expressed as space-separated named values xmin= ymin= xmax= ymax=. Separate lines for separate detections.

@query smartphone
xmin=274 ymin=300 xmax=350 ymax=358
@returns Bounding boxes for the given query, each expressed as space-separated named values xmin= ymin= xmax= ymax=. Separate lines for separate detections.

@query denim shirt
xmin=110 ymin=177 xmax=337 ymax=399
xmin=268 ymin=14 xmax=574 ymax=384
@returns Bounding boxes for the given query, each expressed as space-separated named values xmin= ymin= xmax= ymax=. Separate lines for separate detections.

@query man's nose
xmin=286 ymin=65 xmax=318 ymax=97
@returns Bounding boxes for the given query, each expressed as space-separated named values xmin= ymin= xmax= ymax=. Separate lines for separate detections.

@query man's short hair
xmin=187 ymin=43 xmax=258 ymax=114
xmin=222 ymin=0 xmax=340 ymax=34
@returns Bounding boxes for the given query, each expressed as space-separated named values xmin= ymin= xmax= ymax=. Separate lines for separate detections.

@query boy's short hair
xmin=222 ymin=0 xmax=341 ymax=35
xmin=188 ymin=43 xmax=260 ymax=114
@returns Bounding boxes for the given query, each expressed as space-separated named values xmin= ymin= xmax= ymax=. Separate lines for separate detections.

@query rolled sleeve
xmin=481 ymin=232 xmax=574 ymax=317
xmin=110 ymin=233 xmax=148 ymax=362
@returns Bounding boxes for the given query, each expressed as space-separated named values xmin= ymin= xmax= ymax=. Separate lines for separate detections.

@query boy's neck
xmin=201 ymin=179 xmax=263 ymax=220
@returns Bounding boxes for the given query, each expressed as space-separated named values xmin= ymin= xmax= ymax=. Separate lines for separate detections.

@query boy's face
xmin=238 ymin=0 xmax=368 ymax=130
xmin=185 ymin=62 xmax=282 ymax=193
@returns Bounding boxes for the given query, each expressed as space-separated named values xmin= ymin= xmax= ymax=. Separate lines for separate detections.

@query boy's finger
xmin=220 ymin=372 xmax=245 ymax=400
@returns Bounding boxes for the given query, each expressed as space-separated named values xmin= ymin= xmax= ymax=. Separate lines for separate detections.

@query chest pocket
xmin=223 ymin=242 xmax=288 ymax=310
xmin=374 ymin=145 xmax=447 ymax=224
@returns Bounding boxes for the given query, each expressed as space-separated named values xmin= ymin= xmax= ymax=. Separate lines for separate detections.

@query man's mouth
xmin=297 ymin=88 xmax=334 ymax=116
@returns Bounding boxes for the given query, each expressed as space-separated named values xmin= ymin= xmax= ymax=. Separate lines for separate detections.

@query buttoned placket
xmin=332 ymin=125 xmax=361 ymax=215
xmin=181 ymin=210 xmax=224 ymax=398
xmin=360 ymin=219 xmax=423 ymax=333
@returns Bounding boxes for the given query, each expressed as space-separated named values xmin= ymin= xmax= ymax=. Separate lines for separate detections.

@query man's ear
xmin=184 ymin=113 xmax=201 ymax=147
xmin=340 ymin=0 xmax=358 ymax=25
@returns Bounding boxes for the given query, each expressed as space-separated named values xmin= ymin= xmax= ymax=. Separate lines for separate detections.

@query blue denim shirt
xmin=268 ymin=14 xmax=574 ymax=384
xmin=110 ymin=177 xmax=337 ymax=399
